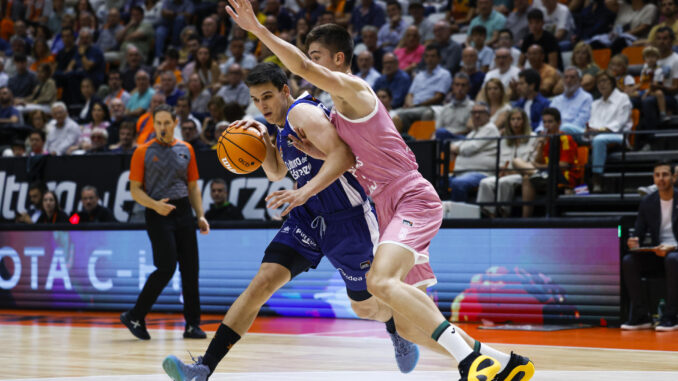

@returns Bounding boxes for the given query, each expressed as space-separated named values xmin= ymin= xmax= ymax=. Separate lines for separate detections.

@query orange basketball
xmin=216 ymin=126 xmax=267 ymax=174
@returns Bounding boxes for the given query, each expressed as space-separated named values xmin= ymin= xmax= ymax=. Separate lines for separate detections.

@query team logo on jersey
xmin=402 ymin=219 xmax=413 ymax=226
xmin=360 ymin=260 xmax=371 ymax=270
xmin=178 ymin=152 xmax=188 ymax=160
xmin=152 ymin=155 xmax=159 ymax=162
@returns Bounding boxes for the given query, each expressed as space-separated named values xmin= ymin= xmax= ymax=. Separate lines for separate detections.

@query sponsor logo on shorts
xmin=294 ymin=227 xmax=317 ymax=249
xmin=338 ymin=267 xmax=363 ymax=282
xmin=402 ymin=219 xmax=413 ymax=226
xmin=281 ymin=225 xmax=291 ymax=234
xmin=360 ymin=260 xmax=371 ymax=270
xmin=398 ymin=227 xmax=409 ymax=240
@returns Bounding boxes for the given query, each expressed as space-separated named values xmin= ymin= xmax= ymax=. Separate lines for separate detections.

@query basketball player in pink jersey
xmin=226 ymin=1 xmax=535 ymax=380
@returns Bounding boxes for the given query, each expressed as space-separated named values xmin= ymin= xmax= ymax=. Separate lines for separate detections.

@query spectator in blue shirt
xmin=0 ymin=87 xmax=21 ymax=125
xmin=377 ymin=1 xmax=409 ymax=53
xmin=549 ymin=67 xmax=593 ymax=133
xmin=350 ymin=0 xmax=386 ymax=42
xmin=468 ymin=0 xmax=506 ymax=46
xmin=512 ymin=68 xmax=550 ymax=131
xmin=156 ymin=0 xmax=194 ymax=60
xmin=459 ymin=46 xmax=486 ymax=99
xmin=75 ymin=27 xmax=105 ymax=87
xmin=372 ymin=52 xmax=411 ymax=109
xmin=297 ymin=0 xmax=326 ymax=27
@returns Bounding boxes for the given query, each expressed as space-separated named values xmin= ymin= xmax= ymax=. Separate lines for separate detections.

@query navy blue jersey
xmin=276 ymin=93 xmax=367 ymax=214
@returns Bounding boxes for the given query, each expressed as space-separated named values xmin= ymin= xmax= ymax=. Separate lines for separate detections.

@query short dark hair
xmin=542 ymin=107 xmax=561 ymax=123
xmin=119 ymin=120 xmax=136 ymax=135
xmin=596 ymin=70 xmax=616 ymax=89
xmin=656 ymin=26 xmax=676 ymax=41
xmin=14 ymin=54 xmax=27 ymax=63
xmin=29 ymin=129 xmax=46 ymax=142
xmin=177 ymin=94 xmax=191 ymax=107
xmin=519 ymin=69 xmax=541 ymax=93
xmin=306 ymin=24 xmax=354 ymax=67
xmin=153 ymin=104 xmax=176 ymax=119
xmin=181 ymin=119 xmax=197 ymax=130
xmin=471 ymin=25 xmax=487 ymax=37
xmin=498 ymin=28 xmax=513 ymax=40
xmin=654 ymin=159 xmax=675 ymax=174
xmin=245 ymin=62 xmax=288 ymax=90
xmin=29 ymin=180 xmax=47 ymax=193
xmin=211 ymin=178 xmax=227 ymax=188
xmin=424 ymin=43 xmax=441 ymax=57
xmin=386 ymin=0 xmax=401 ymax=9
xmin=527 ymin=8 xmax=544 ymax=22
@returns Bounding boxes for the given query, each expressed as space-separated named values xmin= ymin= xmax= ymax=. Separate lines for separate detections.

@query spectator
xmin=513 ymin=107 xmax=580 ymax=217
xmin=135 ymin=92 xmax=167 ymax=144
xmin=448 ymin=102 xmax=501 ymax=202
xmin=107 ymin=98 xmax=127 ymax=145
xmin=430 ymin=20 xmax=462 ymax=75
xmin=589 ymin=0 xmax=658 ymax=55
xmin=572 ymin=0 xmax=616 ymax=43
xmin=293 ymin=17 xmax=311 ymax=53
xmin=482 ymin=47 xmax=520 ymax=96
xmin=468 ymin=0 xmax=506 ymax=46
xmin=0 ymin=58 xmax=9 ymax=87
xmin=205 ymin=178 xmax=244 ymax=221
xmin=28 ymin=110 xmax=49 ymax=133
xmin=349 ymin=0 xmax=386 ymax=39
xmin=5 ymin=37 xmax=31 ymax=77
xmin=525 ymin=44 xmax=563 ymax=97
xmin=27 ymin=129 xmax=48 ymax=156
xmin=102 ymin=71 xmax=131 ymax=108
xmin=536 ymin=0 xmax=575 ymax=47
xmin=512 ymin=68 xmax=550 ymax=131
xmin=201 ymin=16 xmax=228 ymax=55
xmin=459 ymin=46 xmax=485 ymax=99
xmin=77 ymin=77 xmax=102 ymax=124
xmin=409 ymin=0 xmax=434 ymax=43
xmin=220 ymin=38 xmax=257 ymax=74
xmin=6 ymin=138 xmax=26 ymax=157
xmin=496 ymin=29 xmax=522 ymax=67
xmin=8 ymin=54 xmax=37 ymax=98
xmin=181 ymin=119 xmax=210 ymax=152
xmin=201 ymin=96 xmax=227 ymax=145
xmin=74 ymin=27 xmax=105 ymax=87
xmin=120 ymin=45 xmax=154 ymax=92
xmin=482 ymin=78 xmax=512 ymax=130
xmin=155 ymin=0 xmax=193 ymax=61
xmin=505 ymin=0 xmax=532 ymax=45
xmin=154 ymin=48 xmax=183 ymax=87
xmin=635 ymin=0 xmax=678 ymax=47
xmin=73 ymin=186 xmax=116 ymax=222
xmin=36 ymin=190 xmax=69 ymax=224
xmin=372 ymin=53 xmax=411 ymax=109
xmin=175 ymin=95 xmax=202 ymax=136
xmin=637 ymin=46 xmax=670 ymax=122
xmin=126 ymin=70 xmax=155 ymax=117
xmin=0 ymin=87 xmax=21 ymax=125
xmin=622 ymin=160 xmax=678 ymax=331
xmin=179 ymin=34 xmax=201 ymax=68
xmin=29 ymin=38 xmax=55 ymax=73
xmin=392 ymin=44 xmax=452 ymax=133
xmin=187 ymin=73 xmax=211 ymax=116
xmin=14 ymin=63 xmax=55 ymax=115
xmin=16 ymin=180 xmax=47 ymax=223
xmin=110 ymin=120 xmax=138 ymax=154
xmin=378 ymin=1 xmax=408 ymax=53
xmin=297 ymin=0 xmax=326 ymax=27
xmin=97 ymin=7 xmax=125 ymax=62
xmin=54 ymin=27 xmax=77 ymax=74
xmin=376 ymin=88 xmax=396 ymax=115
xmin=394 ymin=25 xmax=425 ymax=76
xmin=551 ymin=67 xmax=594 ymax=132
xmin=571 ymin=41 xmax=600 ymax=94
xmin=434 ymin=72 xmax=474 ymax=140
xmin=263 ymin=0 xmax=295 ymax=32
xmin=184 ymin=46 xmax=221 ymax=93
xmin=86 ymin=127 xmax=111 ymax=154
xmin=468 ymin=25 xmax=494 ymax=72
xmin=158 ymin=70 xmax=185 ymax=107
xmin=638 ymin=164 xmax=678 ymax=195
xmin=45 ymin=102 xmax=80 ymax=155
xmin=520 ymin=8 xmax=562 ymax=71
xmin=217 ymin=63 xmax=250 ymax=109
xmin=355 ymin=50 xmax=380 ymax=87
xmin=477 ymin=108 xmax=536 ymax=217
xmin=75 ymin=101 xmax=110 ymax=154
xmin=609 ymin=54 xmax=636 ymax=95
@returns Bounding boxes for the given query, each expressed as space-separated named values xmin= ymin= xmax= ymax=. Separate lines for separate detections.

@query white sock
xmin=476 ymin=342 xmax=511 ymax=371
xmin=433 ymin=322 xmax=473 ymax=362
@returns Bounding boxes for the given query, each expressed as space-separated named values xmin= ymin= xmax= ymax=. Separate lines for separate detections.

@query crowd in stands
xmin=0 ymin=0 xmax=676 ymax=217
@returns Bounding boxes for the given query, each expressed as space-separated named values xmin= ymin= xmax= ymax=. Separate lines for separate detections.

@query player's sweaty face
xmin=250 ymin=83 xmax=286 ymax=125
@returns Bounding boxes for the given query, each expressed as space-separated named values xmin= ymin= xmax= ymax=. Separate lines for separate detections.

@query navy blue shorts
xmin=264 ymin=202 xmax=378 ymax=301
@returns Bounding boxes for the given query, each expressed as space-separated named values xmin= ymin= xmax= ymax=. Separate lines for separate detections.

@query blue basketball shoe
xmin=162 ymin=354 xmax=210 ymax=381
xmin=389 ymin=331 xmax=419 ymax=373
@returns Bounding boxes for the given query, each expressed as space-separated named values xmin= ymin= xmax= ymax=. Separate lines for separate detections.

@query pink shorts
xmin=373 ymin=171 xmax=443 ymax=288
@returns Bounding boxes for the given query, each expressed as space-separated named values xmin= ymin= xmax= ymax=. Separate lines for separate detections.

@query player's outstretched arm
xmin=266 ymin=104 xmax=356 ymax=216
xmin=230 ymin=120 xmax=288 ymax=181
xmin=225 ymin=0 xmax=363 ymax=102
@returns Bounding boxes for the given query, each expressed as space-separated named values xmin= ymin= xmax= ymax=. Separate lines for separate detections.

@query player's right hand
xmin=225 ymin=0 xmax=261 ymax=33
xmin=154 ymin=198 xmax=176 ymax=216
xmin=627 ymin=237 xmax=639 ymax=249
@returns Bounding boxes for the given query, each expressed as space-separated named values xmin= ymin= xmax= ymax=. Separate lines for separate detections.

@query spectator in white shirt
xmin=45 ymin=102 xmax=81 ymax=155
xmin=355 ymin=50 xmax=381 ymax=87
xmin=482 ymin=48 xmax=520 ymax=99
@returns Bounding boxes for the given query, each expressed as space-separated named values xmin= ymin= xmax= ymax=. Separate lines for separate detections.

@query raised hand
xmin=225 ymin=0 xmax=262 ymax=33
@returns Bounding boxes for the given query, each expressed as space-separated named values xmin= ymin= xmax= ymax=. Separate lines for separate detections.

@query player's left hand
xmin=289 ymin=127 xmax=326 ymax=159
xmin=266 ymin=188 xmax=312 ymax=217
xmin=198 ymin=216 xmax=210 ymax=235
xmin=225 ymin=0 xmax=261 ymax=33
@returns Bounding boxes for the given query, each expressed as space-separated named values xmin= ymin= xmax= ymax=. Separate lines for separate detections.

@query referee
xmin=120 ymin=104 xmax=210 ymax=340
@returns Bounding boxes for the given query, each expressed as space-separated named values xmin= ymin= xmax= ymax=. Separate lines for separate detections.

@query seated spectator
xmin=513 ymin=107 xmax=580 ymax=217
xmin=477 ymin=108 xmax=537 ymax=217
xmin=512 ymin=69 xmax=550 ymax=131
xmin=73 ymin=27 xmax=105 ymax=88
xmin=201 ymin=16 xmax=228 ymax=55
xmin=409 ymin=0 xmax=434 ymax=43
xmin=482 ymin=78 xmax=512 ymax=131
xmin=72 ymin=186 xmax=116 ymax=223
xmin=637 ymin=46 xmax=670 ymax=122
xmin=110 ymin=121 xmax=138 ymax=154
xmin=217 ymin=63 xmax=250 ymax=109
xmin=482 ymin=47 xmax=520 ymax=97
xmin=184 ymin=46 xmax=221 ymax=94
xmin=14 ymin=63 xmax=56 ymax=115
xmin=181 ymin=119 xmax=210 ymax=152
xmin=77 ymin=78 xmax=102 ymax=124
xmin=537 ymin=0 xmax=575 ymax=48
xmin=107 ymin=98 xmax=127 ymax=146
xmin=264 ymin=0 xmax=296 ymax=32
xmin=349 ymin=0 xmax=386 ymax=39
xmin=525 ymin=44 xmax=563 ymax=97
xmin=459 ymin=46 xmax=485 ymax=99
xmin=119 ymin=6 xmax=155 ymax=64
xmin=468 ymin=25 xmax=494 ymax=72
xmin=221 ymin=37 xmax=258 ymax=74
xmin=135 ymin=93 xmax=167 ymax=145
xmin=589 ymin=0 xmax=658 ymax=55
xmin=448 ymin=102 xmax=500 ymax=202
xmin=201 ymin=96 xmax=228 ymax=145
xmin=378 ymin=1 xmax=408 ymax=53
xmin=297 ymin=0 xmax=326 ymax=27
xmin=376 ymin=88 xmax=396 ymax=116
xmin=187 ymin=73 xmax=211 ymax=116
xmin=120 ymin=45 xmax=155 ymax=92
xmin=372 ymin=53 xmax=411 ymax=109
xmin=126 ymin=70 xmax=155 ymax=117
xmin=434 ymin=72 xmax=474 ymax=140
xmin=27 ymin=130 xmax=47 ymax=156
xmin=622 ymin=160 xmax=678 ymax=331
xmin=393 ymin=26 xmax=425 ymax=76
xmin=158 ymin=70 xmax=185 ymax=107
xmin=609 ymin=54 xmax=636 ymax=96
xmin=324 ymin=0 xmax=352 ymax=26
xmin=85 ymin=128 xmax=110 ymax=154
xmin=0 ymin=87 xmax=21 ymax=125
xmin=97 ymin=8 xmax=125 ymax=63
xmin=70 ymin=101 xmax=110 ymax=154
xmin=36 ymin=190 xmax=69 ymax=224
xmin=8 ymin=54 xmax=37 ymax=98
xmin=352 ymin=25 xmax=385 ymax=73
xmin=153 ymin=48 xmax=184 ymax=88
xmin=430 ymin=20 xmax=462 ymax=75
xmin=175 ymin=95 xmax=202 ymax=137
xmin=28 ymin=110 xmax=48 ymax=132
xmin=210 ymin=121 xmax=231 ymax=149
xmin=29 ymin=38 xmax=55 ymax=73
xmin=355 ymin=50 xmax=380 ymax=87
xmin=550 ymin=67 xmax=593 ymax=131
xmin=102 ymin=71 xmax=131 ymax=108
xmin=392 ymin=44 xmax=452 ymax=133
xmin=520 ymin=9 xmax=562 ymax=71
xmin=572 ymin=0 xmax=616 ymax=44
xmin=633 ymin=0 xmax=678 ymax=47
xmin=468 ymin=0 xmax=506 ymax=46
xmin=16 ymin=181 xmax=46 ymax=223
xmin=571 ymin=42 xmax=600 ymax=94
xmin=496 ymin=29 xmax=522 ymax=66
xmin=505 ymin=0 xmax=531 ymax=45
xmin=154 ymin=0 xmax=193 ymax=61
xmin=205 ymin=178 xmax=244 ymax=221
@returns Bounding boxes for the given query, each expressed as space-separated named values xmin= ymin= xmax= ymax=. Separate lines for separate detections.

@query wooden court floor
xmin=1 ymin=310 xmax=678 ymax=380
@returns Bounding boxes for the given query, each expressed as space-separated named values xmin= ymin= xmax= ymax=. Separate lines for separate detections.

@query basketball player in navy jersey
xmin=162 ymin=63 xmax=419 ymax=381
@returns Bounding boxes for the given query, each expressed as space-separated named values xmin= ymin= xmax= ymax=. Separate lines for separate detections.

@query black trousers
xmin=622 ymin=251 xmax=678 ymax=318
xmin=131 ymin=197 xmax=201 ymax=325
